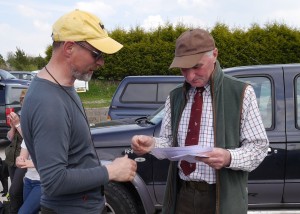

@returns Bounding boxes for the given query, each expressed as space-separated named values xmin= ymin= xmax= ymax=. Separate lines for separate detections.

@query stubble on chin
xmin=78 ymin=73 xmax=92 ymax=81
xmin=71 ymin=69 xmax=93 ymax=82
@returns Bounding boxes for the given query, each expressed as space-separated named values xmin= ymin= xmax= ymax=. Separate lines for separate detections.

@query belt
xmin=180 ymin=180 xmax=216 ymax=192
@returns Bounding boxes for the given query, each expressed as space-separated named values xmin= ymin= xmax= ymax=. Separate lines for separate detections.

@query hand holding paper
xmin=151 ymin=145 xmax=213 ymax=163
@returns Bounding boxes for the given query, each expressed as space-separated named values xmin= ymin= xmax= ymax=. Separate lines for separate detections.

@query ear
xmin=213 ymin=48 xmax=218 ymax=62
xmin=62 ymin=41 xmax=75 ymax=58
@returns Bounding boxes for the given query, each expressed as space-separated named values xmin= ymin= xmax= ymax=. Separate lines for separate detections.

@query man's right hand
xmin=106 ymin=155 xmax=137 ymax=182
xmin=131 ymin=135 xmax=155 ymax=156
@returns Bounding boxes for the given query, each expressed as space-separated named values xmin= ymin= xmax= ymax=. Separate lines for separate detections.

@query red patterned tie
xmin=180 ymin=87 xmax=204 ymax=176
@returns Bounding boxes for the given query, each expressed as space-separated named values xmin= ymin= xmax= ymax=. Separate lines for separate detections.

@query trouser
xmin=41 ymin=203 xmax=107 ymax=214
xmin=18 ymin=177 xmax=42 ymax=214
xmin=41 ymin=206 xmax=57 ymax=214
xmin=8 ymin=165 xmax=16 ymax=181
xmin=0 ymin=176 xmax=8 ymax=194
xmin=175 ymin=180 xmax=216 ymax=214
xmin=9 ymin=167 xmax=26 ymax=214
xmin=0 ymin=160 xmax=9 ymax=194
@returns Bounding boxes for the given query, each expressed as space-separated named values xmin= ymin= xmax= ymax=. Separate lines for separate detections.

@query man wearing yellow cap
xmin=131 ymin=29 xmax=269 ymax=214
xmin=21 ymin=10 xmax=137 ymax=213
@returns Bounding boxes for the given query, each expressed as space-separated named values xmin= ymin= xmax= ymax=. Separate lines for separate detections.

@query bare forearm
xmin=7 ymin=128 xmax=15 ymax=141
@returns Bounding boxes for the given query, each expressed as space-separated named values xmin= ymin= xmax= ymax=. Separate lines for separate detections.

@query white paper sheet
xmin=151 ymin=145 xmax=213 ymax=163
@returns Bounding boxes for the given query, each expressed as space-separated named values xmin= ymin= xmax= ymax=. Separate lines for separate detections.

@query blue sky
xmin=1 ymin=0 xmax=300 ymax=59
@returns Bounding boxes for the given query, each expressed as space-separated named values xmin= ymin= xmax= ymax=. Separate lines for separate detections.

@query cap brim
xmin=87 ymin=37 xmax=123 ymax=54
xmin=169 ymin=53 xmax=204 ymax=69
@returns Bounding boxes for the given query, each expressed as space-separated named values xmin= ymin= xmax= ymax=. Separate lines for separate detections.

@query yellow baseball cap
xmin=52 ymin=9 xmax=123 ymax=54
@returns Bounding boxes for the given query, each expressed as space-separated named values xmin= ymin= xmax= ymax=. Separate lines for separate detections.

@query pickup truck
xmin=107 ymin=76 xmax=184 ymax=120
xmin=91 ymin=64 xmax=300 ymax=213
xmin=0 ymin=83 xmax=28 ymax=141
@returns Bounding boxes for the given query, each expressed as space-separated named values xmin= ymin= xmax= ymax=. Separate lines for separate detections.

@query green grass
xmin=78 ymin=79 xmax=120 ymax=108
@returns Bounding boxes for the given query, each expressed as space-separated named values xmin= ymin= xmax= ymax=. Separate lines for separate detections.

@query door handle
xmin=267 ymin=147 xmax=277 ymax=154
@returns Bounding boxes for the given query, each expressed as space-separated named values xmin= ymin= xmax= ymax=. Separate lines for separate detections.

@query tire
xmin=103 ymin=182 xmax=139 ymax=214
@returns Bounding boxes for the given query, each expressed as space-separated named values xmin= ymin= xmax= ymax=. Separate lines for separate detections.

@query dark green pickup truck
xmin=91 ymin=64 xmax=300 ymax=214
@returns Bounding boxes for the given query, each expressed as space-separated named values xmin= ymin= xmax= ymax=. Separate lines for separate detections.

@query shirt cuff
xmin=227 ymin=149 xmax=240 ymax=169
xmin=153 ymin=137 xmax=159 ymax=149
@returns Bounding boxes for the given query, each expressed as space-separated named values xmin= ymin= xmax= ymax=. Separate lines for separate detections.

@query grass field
xmin=78 ymin=79 xmax=120 ymax=108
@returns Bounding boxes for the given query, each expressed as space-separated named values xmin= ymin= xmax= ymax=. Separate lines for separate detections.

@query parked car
xmin=74 ymin=79 xmax=89 ymax=93
xmin=0 ymin=82 xmax=28 ymax=142
xmin=107 ymin=76 xmax=184 ymax=120
xmin=91 ymin=64 xmax=300 ymax=213
xmin=10 ymin=71 xmax=36 ymax=81
xmin=0 ymin=69 xmax=30 ymax=86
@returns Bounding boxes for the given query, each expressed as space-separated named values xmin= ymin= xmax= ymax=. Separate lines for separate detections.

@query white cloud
xmin=172 ymin=15 xmax=207 ymax=28
xmin=15 ymin=4 xmax=53 ymax=33
xmin=17 ymin=4 xmax=44 ymax=18
xmin=141 ymin=15 xmax=164 ymax=30
xmin=1 ymin=0 xmax=300 ymax=58
xmin=269 ymin=9 xmax=300 ymax=28
xmin=33 ymin=20 xmax=52 ymax=32
xmin=75 ymin=1 xmax=115 ymax=17
xmin=0 ymin=22 xmax=49 ymax=59
xmin=177 ymin=0 xmax=215 ymax=9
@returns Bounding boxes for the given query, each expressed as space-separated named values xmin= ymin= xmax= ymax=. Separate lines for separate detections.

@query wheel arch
xmin=131 ymin=173 xmax=156 ymax=214
xmin=101 ymin=160 xmax=156 ymax=214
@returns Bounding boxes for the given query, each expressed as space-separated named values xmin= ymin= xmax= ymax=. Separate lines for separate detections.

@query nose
xmin=185 ymin=69 xmax=196 ymax=81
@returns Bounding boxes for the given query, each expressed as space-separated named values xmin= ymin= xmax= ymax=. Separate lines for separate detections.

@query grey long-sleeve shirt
xmin=21 ymin=77 xmax=108 ymax=213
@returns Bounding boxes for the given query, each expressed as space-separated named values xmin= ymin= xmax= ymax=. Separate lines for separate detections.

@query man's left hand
xmin=196 ymin=148 xmax=231 ymax=170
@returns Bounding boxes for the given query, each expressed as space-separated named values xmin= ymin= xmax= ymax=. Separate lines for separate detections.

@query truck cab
xmin=224 ymin=64 xmax=300 ymax=208
xmin=92 ymin=64 xmax=300 ymax=213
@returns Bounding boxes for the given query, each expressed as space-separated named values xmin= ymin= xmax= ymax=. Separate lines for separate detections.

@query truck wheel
xmin=103 ymin=182 xmax=139 ymax=214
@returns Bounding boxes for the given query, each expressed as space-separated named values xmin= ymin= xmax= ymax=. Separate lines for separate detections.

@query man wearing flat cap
xmin=131 ymin=29 xmax=269 ymax=214
xmin=21 ymin=10 xmax=137 ymax=213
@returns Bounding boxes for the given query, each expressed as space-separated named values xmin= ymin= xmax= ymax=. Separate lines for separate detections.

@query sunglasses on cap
xmin=75 ymin=42 xmax=104 ymax=61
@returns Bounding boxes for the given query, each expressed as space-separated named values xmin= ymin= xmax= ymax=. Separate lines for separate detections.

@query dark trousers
xmin=0 ymin=159 xmax=9 ymax=194
xmin=41 ymin=204 xmax=107 ymax=214
xmin=8 ymin=167 xmax=26 ymax=214
xmin=8 ymin=166 xmax=16 ymax=181
xmin=0 ymin=176 xmax=8 ymax=194
xmin=41 ymin=206 xmax=57 ymax=214
xmin=175 ymin=180 xmax=216 ymax=214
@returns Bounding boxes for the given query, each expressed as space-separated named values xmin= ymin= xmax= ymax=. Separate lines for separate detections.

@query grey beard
xmin=72 ymin=70 xmax=92 ymax=82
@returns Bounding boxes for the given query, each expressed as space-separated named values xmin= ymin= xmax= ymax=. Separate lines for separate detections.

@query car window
xmin=0 ymin=85 xmax=5 ymax=104
xmin=1 ymin=71 xmax=17 ymax=79
xmin=121 ymin=82 xmax=181 ymax=103
xmin=6 ymin=86 xmax=27 ymax=104
xmin=21 ymin=74 xmax=33 ymax=80
xmin=11 ymin=73 xmax=20 ymax=79
xmin=296 ymin=77 xmax=300 ymax=126
xmin=121 ymin=83 xmax=157 ymax=103
xmin=11 ymin=73 xmax=34 ymax=81
xmin=148 ymin=105 xmax=165 ymax=124
xmin=157 ymin=83 xmax=182 ymax=102
xmin=239 ymin=77 xmax=272 ymax=129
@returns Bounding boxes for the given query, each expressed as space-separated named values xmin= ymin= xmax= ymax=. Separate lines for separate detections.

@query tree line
xmin=1 ymin=22 xmax=300 ymax=80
